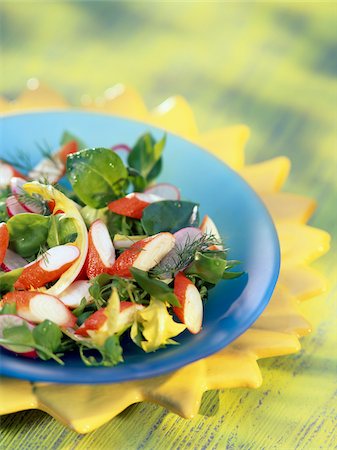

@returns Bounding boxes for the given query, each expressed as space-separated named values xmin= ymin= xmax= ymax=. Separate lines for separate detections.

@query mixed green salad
xmin=0 ymin=132 xmax=242 ymax=367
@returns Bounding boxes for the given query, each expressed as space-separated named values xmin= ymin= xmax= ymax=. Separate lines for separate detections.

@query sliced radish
xmin=75 ymin=302 xmax=144 ymax=337
xmin=200 ymin=215 xmax=224 ymax=250
xmin=156 ymin=227 xmax=202 ymax=276
xmin=145 ymin=183 xmax=180 ymax=200
xmin=0 ymin=222 xmax=10 ymax=266
xmin=0 ymin=162 xmax=25 ymax=189
xmin=113 ymin=234 xmax=147 ymax=249
xmin=0 ymin=314 xmax=37 ymax=357
xmin=14 ymin=244 xmax=80 ymax=290
xmin=111 ymin=232 xmax=175 ymax=278
xmin=173 ymin=272 xmax=203 ymax=334
xmin=58 ymin=280 xmax=92 ymax=308
xmin=10 ymin=177 xmax=45 ymax=214
xmin=2 ymin=291 xmax=76 ymax=327
xmin=1 ymin=249 xmax=28 ymax=272
xmin=86 ymin=220 xmax=115 ymax=279
xmin=6 ymin=195 xmax=27 ymax=217
xmin=111 ymin=144 xmax=131 ymax=153
xmin=108 ymin=192 xmax=162 ymax=219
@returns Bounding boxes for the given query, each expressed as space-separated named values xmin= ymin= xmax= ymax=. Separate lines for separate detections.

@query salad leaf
xmin=80 ymin=205 xmax=108 ymax=228
xmin=2 ymin=322 xmax=64 ymax=364
xmin=60 ymin=130 xmax=86 ymax=150
xmin=3 ymin=323 xmax=35 ymax=350
xmin=186 ymin=252 xmax=243 ymax=283
xmin=47 ymin=215 xmax=78 ymax=247
xmin=127 ymin=133 xmax=166 ymax=187
xmin=66 ymin=148 xmax=128 ymax=208
xmin=130 ymin=268 xmax=180 ymax=307
xmin=142 ymin=200 xmax=199 ymax=235
xmin=0 ymin=303 xmax=17 ymax=315
xmin=131 ymin=298 xmax=186 ymax=352
xmin=7 ymin=213 xmax=50 ymax=258
xmin=0 ymin=268 xmax=23 ymax=296
xmin=32 ymin=320 xmax=63 ymax=360
xmin=0 ymin=201 xmax=9 ymax=222
xmin=79 ymin=335 xmax=123 ymax=367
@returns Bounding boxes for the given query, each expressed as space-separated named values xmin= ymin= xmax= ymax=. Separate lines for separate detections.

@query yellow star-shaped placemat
xmin=0 ymin=83 xmax=330 ymax=433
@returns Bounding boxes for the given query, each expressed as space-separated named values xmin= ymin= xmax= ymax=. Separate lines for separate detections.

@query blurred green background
xmin=1 ymin=0 xmax=336 ymax=235
xmin=1 ymin=2 xmax=337 ymax=449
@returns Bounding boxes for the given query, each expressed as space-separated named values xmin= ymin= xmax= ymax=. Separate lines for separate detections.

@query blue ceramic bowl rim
xmin=0 ymin=110 xmax=280 ymax=384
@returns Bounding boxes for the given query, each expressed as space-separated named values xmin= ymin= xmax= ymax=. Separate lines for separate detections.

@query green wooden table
xmin=1 ymin=2 xmax=336 ymax=449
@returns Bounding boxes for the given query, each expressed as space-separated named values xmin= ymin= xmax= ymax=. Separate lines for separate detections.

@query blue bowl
xmin=0 ymin=111 xmax=280 ymax=384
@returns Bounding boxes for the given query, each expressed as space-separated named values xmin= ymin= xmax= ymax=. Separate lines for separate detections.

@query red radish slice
xmin=58 ymin=280 xmax=92 ymax=308
xmin=0 ymin=314 xmax=37 ymax=357
xmin=28 ymin=157 xmax=64 ymax=184
xmin=86 ymin=220 xmax=115 ymax=279
xmin=200 ymin=215 xmax=224 ymax=250
xmin=0 ymin=222 xmax=10 ymax=265
xmin=111 ymin=232 xmax=175 ymax=278
xmin=157 ymin=227 xmax=202 ymax=276
xmin=145 ymin=183 xmax=181 ymax=200
xmin=14 ymin=244 xmax=80 ymax=290
xmin=6 ymin=195 xmax=27 ymax=217
xmin=111 ymin=145 xmax=131 ymax=165
xmin=1 ymin=249 xmax=28 ymax=272
xmin=10 ymin=177 xmax=45 ymax=214
xmin=0 ymin=162 xmax=25 ymax=189
xmin=111 ymin=144 xmax=131 ymax=153
xmin=173 ymin=272 xmax=203 ymax=334
xmin=108 ymin=192 xmax=162 ymax=219
xmin=75 ymin=302 xmax=144 ymax=337
xmin=2 ymin=291 xmax=77 ymax=327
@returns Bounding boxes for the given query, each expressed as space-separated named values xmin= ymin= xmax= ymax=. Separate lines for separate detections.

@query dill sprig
xmin=1 ymin=148 xmax=33 ymax=173
xmin=17 ymin=191 xmax=50 ymax=215
xmin=36 ymin=140 xmax=60 ymax=169
xmin=150 ymin=234 xmax=225 ymax=278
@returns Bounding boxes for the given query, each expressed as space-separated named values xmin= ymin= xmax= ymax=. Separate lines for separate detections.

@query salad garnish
xmin=0 ymin=132 xmax=242 ymax=367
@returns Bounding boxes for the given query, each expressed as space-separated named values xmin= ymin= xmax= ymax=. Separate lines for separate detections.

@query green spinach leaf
xmin=142 ymin=200 xmax=199 ymax=234
xmin=7 ymin=213 xmax=50 ymax=257
xmin=32 ymin=320 xmax=63 ymax=360
xmin=66 ymin=148 xmax=128 ymax=208
xmin=127 ymin=133 xmax=166 ymax=187
xmin=0 ymin=268 xmax=23 ymax=296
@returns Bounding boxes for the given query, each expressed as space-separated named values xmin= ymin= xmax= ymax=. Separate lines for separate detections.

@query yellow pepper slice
xmin=23 ymin=182 xmax=88 ymax=296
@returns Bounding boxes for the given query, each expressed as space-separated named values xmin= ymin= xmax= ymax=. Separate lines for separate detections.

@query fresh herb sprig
xmin=150 ymin=234 xmax=224 ymax=278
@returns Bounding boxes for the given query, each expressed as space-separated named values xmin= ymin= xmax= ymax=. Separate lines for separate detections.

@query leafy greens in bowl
xmin=0 ymin=111 xmax=280 ymax=384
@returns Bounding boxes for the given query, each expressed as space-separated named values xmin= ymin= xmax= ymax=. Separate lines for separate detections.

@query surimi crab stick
xmin=2 ymin=291 xmax=77 ymax=327
xmin=108 ymin=192 xmax=162 ymax=219
xmin=0 ymin=223 xmax=9 ymax=266
xmin=14 ymin=245 xmax=80 ymax=290
xmin=173 ymin=272 xmax=203 ymax=334
xmin=111 ymin=232 xmax=175 ymax=278
xmin=86 ymin=220 xmax=116 ymax=279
